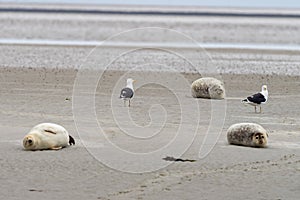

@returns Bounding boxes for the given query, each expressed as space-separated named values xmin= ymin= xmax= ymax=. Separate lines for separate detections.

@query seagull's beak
xmin=133 ymin=80 xmax=136 ymax=83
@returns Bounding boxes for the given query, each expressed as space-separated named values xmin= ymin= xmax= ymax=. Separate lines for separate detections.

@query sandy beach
xmin=0 ymin=4 xmax=300 ymax=200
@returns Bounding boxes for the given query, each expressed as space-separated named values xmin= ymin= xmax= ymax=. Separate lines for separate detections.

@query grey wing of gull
xmin=247 ymin=93 xmax=266 ymax=104
xmin=120 ymin=87 xmax=134 ymax=99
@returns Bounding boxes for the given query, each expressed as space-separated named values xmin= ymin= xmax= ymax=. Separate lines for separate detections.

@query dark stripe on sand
xmin=1 ymin=8 xmax=300 ymax=18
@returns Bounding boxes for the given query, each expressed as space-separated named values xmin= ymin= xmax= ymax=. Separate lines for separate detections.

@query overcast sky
xmin=1 ymin=0 xmax=300 ymax=9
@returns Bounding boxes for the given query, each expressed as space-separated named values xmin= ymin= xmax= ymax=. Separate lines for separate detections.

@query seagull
xmin=120 ymin=78 xmax=135 ymax=107
xmin=242 ymin=85 xmax=268 ymax=113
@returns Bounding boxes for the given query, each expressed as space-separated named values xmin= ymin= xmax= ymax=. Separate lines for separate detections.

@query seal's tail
xmin=69 ymin=135 xmax=75 ymax=145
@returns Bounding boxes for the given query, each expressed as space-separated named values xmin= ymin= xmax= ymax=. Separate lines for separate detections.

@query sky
xmin=1 ymin=0 xmax=300 ymax=9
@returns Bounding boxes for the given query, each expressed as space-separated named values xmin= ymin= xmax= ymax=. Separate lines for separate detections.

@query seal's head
xmin=252 ymin=132 xmax=268 ymax=147
xmin=209 ymin=84 xmax=225 ymax=99
xmin=23 ymin=134 xmax=38 ymax=150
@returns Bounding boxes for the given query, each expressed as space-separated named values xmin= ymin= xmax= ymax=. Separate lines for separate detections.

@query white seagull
xmin=120 ymin=78 xmax=135 ymax=107
xmin=242 ymin=85 xmax=268 ymax=113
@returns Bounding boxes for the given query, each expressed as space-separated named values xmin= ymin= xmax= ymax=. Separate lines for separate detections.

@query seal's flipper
xmin=50 ymin=146 xmax=63 ymax=150
xmin=69 ymin=135 xmax=75 ymax=145
xmin=44 ymin=129 xmax=57 ymax=134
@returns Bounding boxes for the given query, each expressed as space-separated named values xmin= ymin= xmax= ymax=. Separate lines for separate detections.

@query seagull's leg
xmin=254 ymin=106 xmax=257 ymax=113
xmin=123 ymin=100 xmax=126 ymax=107
xmin=129 ymin=99 xmax=131 ymax=107
xmin=259 ymin=106 xmax=262 ymax=113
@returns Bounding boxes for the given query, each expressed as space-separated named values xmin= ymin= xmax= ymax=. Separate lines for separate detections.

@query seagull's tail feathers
xmin=241 ymin=98 xmax=247 ymax=103
xmin=120 ymin=91 xmax=125 ymax=99
xmin=241 ymin=98 xmax=249 ymax=104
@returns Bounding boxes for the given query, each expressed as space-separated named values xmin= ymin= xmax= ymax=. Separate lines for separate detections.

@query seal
xmin=227 ymin=123 xmax=268 ymax=148
xmin=23 ymin=123 xmax=75 ymax=150
xmin=191 ymin=77 xmax=225 ymax=99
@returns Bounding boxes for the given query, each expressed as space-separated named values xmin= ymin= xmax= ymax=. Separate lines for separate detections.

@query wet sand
xmin=0 ymin=67 xmax=299 ymax=199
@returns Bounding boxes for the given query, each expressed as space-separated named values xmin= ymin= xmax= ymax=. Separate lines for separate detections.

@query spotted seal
xmin=191 ymin=77 xmax=225 ymax=99
xmin=227 ymin=123 xmax=268 ymax=148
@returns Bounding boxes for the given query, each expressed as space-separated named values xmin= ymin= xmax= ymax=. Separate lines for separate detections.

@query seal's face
xmin=252 ymin=132 xmax=267 ymax=147
xmin=23 ymin=135 xmax=36 ymax=150
xmin=215 ymin=87 xmax=224 ymax=95
xmin=209 ymin=84 xmax=225 ymax=99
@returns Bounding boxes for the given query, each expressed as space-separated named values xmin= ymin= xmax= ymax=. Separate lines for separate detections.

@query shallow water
xmin=2 ymin=38 xmax=300 ymax=52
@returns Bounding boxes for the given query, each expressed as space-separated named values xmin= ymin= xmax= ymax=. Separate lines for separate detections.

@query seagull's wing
xmin=120 ymin=87 xmax=134 ymax=99
xmin=247 ymin=93 xmax=266 ymax=104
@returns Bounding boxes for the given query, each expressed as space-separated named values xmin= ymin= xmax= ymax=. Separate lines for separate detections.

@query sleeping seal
xmin=23 ymin=123 xmax=75 ymax=150
xmin=191 ymin=77 xmax=225 ymax=99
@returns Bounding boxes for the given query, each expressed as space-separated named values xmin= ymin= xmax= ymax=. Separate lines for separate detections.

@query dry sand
xmin=0 ymin=67 xmax=299 ymax=200
xmin=0 ymin=5 xmax=300 ymax=200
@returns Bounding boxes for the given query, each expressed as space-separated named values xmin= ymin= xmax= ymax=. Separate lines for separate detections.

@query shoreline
xmin=3 ymin=39 xmax=300 ymax=52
